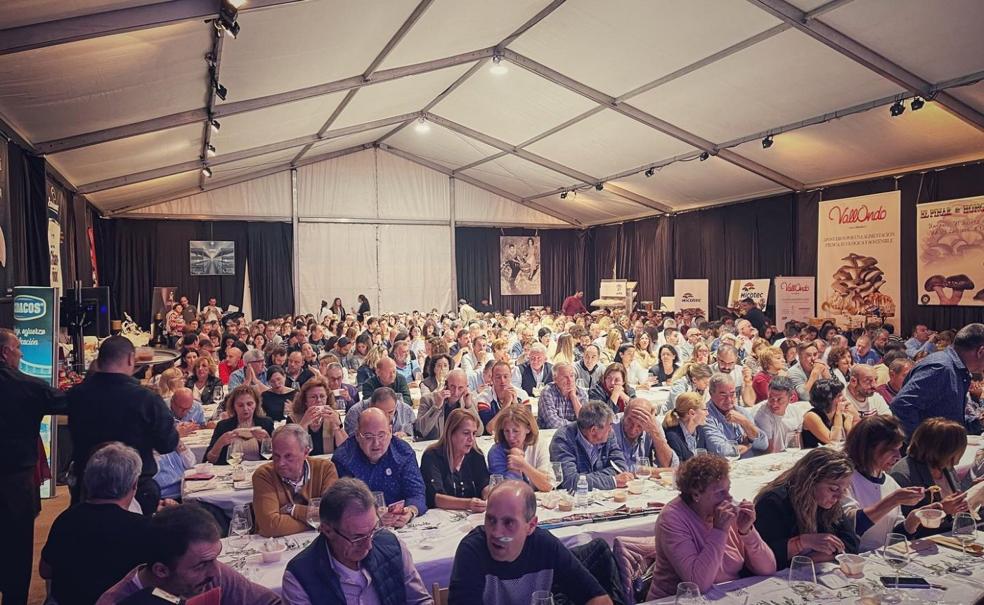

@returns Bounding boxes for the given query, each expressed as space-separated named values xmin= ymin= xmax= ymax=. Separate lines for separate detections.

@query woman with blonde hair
xmin=355 ymin=344 xmax=388 ymax=388
xmin=155 ymin=367 xmax=186 ymax=401
xmin=754 ymin=448 xmax=858 ymax=564
xmin=486 ymin=405 xmax=554 ymax=492
xmin=633 ymin=331 xmax=657 ymax=369
xmin=665 ymin=362 xmax=713 ymax=414
xmin=552 ymin=332 xmax=576 ymax=365
xmin=691 ymin=341 xmax=711 ymax=365
xmin=600 ymin=329 xmax=623 ymax=365
xmin=291 ymin=377 xmax=347 ymax=455
xmin=419 ymin=408 xmax=490 ymax=511
xmin=752 ymin=347 xmax=787 ymax=402
xmin=663 ymin=392 xmax=709 ymax=461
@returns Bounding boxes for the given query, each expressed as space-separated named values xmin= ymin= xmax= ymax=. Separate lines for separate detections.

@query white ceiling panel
xmin=332 ymin=63 xmax=472 ymax=129
xmin=85 ymin=171 xmax=201 ymax=211
xmin=542 ymin=188 xmax=653 ymax=224
xmin=817 ymin=0 xmax=984 ymax=84
xmin=432 ymin=61 xmax=597 ymax=144
xmin=385 ymin=123 xmax=499 ymax=170
xmin=614 ymin=157 xmax=784 ymax=210
xmin=525 ymin=109 xmax=695 ymax=178
xmin=950 ymin=81 xmax=984 ymax=115
xmin=48 ymin=123 xmax=202 ymax=186
xmin=304 ymin=126 xmax=395 ymax=157
xmin=0 ymin=21 xmax=210 ymax=142
xmin=0 ymin=0 xmax=167 ymax=29
xmin=209 ymin=148 xmax=299 ymax=181
xmin=508 ymin=0 xmax=780 ymax=96
xmin=378 ymin=0 xmax=548 ymax=70
xmin=630 ymin=30 xmax=904 ymax=143
xmin=459 ymin=154 xmax=573 ymax=198
xmin=210 ymin=93 xmax=344 ymax=155
xmin=732 ymin=102 xmax=984 ymax=186
xmin=218 ymin=0 xmax=419 ymax=103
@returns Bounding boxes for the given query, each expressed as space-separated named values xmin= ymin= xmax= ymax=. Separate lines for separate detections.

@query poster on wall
xmin=190 ymin=240 xmax=235 ymax=276
xmin=916 ymin=195 xmax=984 ymax=306
xmin=0 ymin=141 xmax=9 ymax=293
xmin=817 ymin=191 xmax=900 ymax=330
xmin=774 ymin=276 xmax=815 ymax=326
xmin=46 ymin=179 xmax=65 ymax=294
xmin=14 ymin=286 xmax=59 ymax=498
xmin=499 ymin=235 xmax=540 ymax=295
xmin=674 ymin=279 xmax=709 ymax=319
xmin=727 ymin=279 xmax=770 ymax=309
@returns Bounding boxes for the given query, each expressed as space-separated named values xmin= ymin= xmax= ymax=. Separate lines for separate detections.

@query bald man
xmin=361 ymin=356 xmax=413 ymax=406
xmin=449 ymin=481 xmax=612 ymax=605
xmin=414 ymin=369 xmax=483 ymax=440
xmin=843 ymin=364 xmax=891 ymax=417
xmin=168 ymin=387 xmax=206 ymax=435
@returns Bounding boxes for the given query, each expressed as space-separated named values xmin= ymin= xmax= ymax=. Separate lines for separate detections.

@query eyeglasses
xmin=332 ymin=521 xmax=382 ymax=547
xmin=358 ymin=432 xmax=391 ymax=442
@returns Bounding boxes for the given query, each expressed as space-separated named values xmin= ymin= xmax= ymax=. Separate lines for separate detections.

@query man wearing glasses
xmin=228 ymin=349 xmax=269 ymax=392
xmin=282 ymin=478 xmax=431 ymax=605
xmin=332 ymin=408 xmax=427 ymax=528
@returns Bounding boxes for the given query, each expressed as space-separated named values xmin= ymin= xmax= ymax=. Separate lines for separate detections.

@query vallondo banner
xmin=674 ymin=279 xmax=709 ymax=319
xmin=774 ymin=276 xmax=815 ymax=326
xmin=916 ymin=195 xmax=984 ymax=307
xmin=817 ymin=191 xmax=901 ymax=329
xmin=727 ymin=279 xmax=770 ymax=309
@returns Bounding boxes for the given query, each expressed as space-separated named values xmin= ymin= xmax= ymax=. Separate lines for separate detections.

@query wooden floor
xmin=27 ymin=490 xmax=70 ymax=605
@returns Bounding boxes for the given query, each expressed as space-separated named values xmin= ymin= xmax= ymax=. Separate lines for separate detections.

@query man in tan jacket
xmin=252 ymin=424 xmax=338 ymax=537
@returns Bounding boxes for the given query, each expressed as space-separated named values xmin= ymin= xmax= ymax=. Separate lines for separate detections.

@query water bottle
xmin=575 ymin=474 xmax=589 ymax=509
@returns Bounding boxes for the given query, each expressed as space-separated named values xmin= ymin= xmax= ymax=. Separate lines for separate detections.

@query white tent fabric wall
xmin=126 ymin=171 xmax=291 ymax=218
xmin=454 ymin=179 xmax=566 ymax=226
xmin=298 ymin=222 xmax=379 ymax=317
xmin=377 ymin=224 xmax=453 ymax=313
xmin=296 ymin=149 xmax=377 ymax=219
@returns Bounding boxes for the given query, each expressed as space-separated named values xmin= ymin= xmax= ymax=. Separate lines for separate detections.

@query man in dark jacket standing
xmin=68 ymin=336 xmax=178 ymax=515
xmin=0 ymin=328 xmax=67 ymax=605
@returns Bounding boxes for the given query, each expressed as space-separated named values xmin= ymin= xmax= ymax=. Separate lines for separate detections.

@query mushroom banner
xmin=817 ymin=191 xmax=901 ymax=329
xmin=916 ymin=195 xmax=984 ymax=307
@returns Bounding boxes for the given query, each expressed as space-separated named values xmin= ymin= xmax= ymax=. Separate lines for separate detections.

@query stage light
xmin=890 ymin=100 xmax=905 ymax=117
xmin=595 ymin=183 xmax=604 ymax=191
xmin=225 ymin=0 xmax=247 ymax=8
xmin=217 ymin=1 xmax=241 ymax=38
xmin=490 ymin=54 xmax=508 ymax=75
xmin=910 ymin=97 xmax=925 ymax=111
xmin=214 ymin=82 xmax=228 ymax=101
xmin=209 ymin=118 xmax=221 ymax=134
xmin=206 ymin=144 xmax=216 ymax=158
xmin=560 ymin=191 xmax=568 ymax=199
xmin=761 ymin=135 xmax=774 ymax=149
xmin=202 ymin=166 xmax=213 ymax=177
xmin=414 ymin=117 xmax=430 ymax=133
xmin=644 ymin=167 xmax=655 ymax=177
xmin=699 ymin=151 xmax=709 ymax=161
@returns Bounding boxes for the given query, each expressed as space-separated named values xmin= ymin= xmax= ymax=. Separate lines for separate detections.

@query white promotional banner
xmin=727 ymin=279 xmax=770 ymax=309
xmin=817 ymin=191 xmax=901 ymax=330
xmin=674 ymin=279 xmax=709 ymax=318
xmin=774 ymin=276 xmax=815 ymax=326
xmin=916 ymin=195 xmax=984 ymax=306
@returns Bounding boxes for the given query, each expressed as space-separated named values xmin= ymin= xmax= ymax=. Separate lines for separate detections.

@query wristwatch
xmin=286 ymin=503 xmax=295 ymax=517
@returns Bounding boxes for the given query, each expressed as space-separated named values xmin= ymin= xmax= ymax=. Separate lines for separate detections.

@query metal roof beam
xmin=604 ymin=184 xmax=673 ymax=214
xmin=0 ymin=0 xmax=303 ymax=56
xmin=36 ymin=47 xmax=496 ymax=155
xmin=746 ymin=0 xmax=984 ymax=132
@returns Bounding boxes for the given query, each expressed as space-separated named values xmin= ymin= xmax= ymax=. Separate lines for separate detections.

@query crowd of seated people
xmin=24 ymin=290 xmax=984 ymax=605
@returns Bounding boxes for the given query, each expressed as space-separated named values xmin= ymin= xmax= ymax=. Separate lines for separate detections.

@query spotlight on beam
xmin=761 ymin=135 xmax=774 ymax=149
xmin=699 ymin=152 xmax=709 ymax=161
xmin=560 ymin=191 xmax=568 ymax=199
xmin=209 ymin=118 xmax=221 ymax=134
xmin=205 ymin=144 xmax=216 ymax=158
xmin=490 ymin=54 xmax=508 ymax=75
xmin=414 ymin=117 xmax=430 ymax=134
xmin=890 ymin=100 xmax=905 ymax=117
xmin=910 ymin=97 xmax=925 ymax=111
xmin=217 ymin=1 xmax=241 ymax=38
xmin=202 ymin=165 xmax=213 ymax=177
xmin=644 ymin=167 xmax=655 ymax=177
xmin=595 ymin=183 xmax=604 ymax=191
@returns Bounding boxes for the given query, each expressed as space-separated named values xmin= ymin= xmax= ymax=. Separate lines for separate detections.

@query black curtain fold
xmin=7 ymin=141 xmax=49 ymax=288
xmin=247 ymin=222 xmax=294 ymax=318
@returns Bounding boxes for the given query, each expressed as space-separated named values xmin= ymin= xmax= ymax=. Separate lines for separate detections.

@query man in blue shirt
xmin=168 ymin=388 xmax=205 ymax=432
xmin=851 ymin=334 xmax=881 ymax=366
xmin=612 ymin=398 xmax=678 ymax=470
xmin=549 ymin=401 xmax=632 ymax=490
xmin=228 ymin=348 xmax=269 ymax=391
xmin=891 ymin=323 xmax=984 ymax=436
xmin=703 ymin=373 xmax=767 ymax=458
xmin=904 ymin=324 xmax=933 ymax=358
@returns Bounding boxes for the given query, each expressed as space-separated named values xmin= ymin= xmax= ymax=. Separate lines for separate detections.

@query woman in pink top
xmin=647 ymin=455 xmax=777 ymax=599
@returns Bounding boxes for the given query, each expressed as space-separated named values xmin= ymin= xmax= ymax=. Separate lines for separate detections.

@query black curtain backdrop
xmin=7 ymin=140 xmax=49 ymax=288
xmin=456 ymin=162 xmax=983 ymax=333
xmin=93 ymin=218 xmax=294 ymax=326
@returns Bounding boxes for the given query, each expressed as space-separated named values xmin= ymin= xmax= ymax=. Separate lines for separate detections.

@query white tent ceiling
xmin=0 ymin=0 xmax=982 ymax=226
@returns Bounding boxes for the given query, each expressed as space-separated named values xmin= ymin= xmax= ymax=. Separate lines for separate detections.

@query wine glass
xmin=786 ymin=430 xmax=801 ymax=451
xmin=259 ymin=438 xmax=273 ymax=460
xmin=227 ymin=439 xmax=244 ymax=467
xmin=229 ymin=517 xmax=250 ymax=553
xmin=881 ymin=533 xmax=910 ymax=604
xmin=489 ymin=474 xmax=505 ymax=489
xmin=307 ymin=497 xmax=322 ymax=529
xmin=693 ymin=448 xmax=708 ymax=457
xmin=530 ymin=591 xmax=555 ymax=605
xmin=788 ymin=555 xmax=816 ymax=599
xmin=551 ymin=462 xmax=564 ymax=491
xmin=372 ymin=491 xmax=387 ymax=518
xmin=674 ymin=581 xmax=701 ymax=604
xmin=947 ymin=512 xmax=977 ymax=576
xmin=634 ymin=457 xmax=652 ymax=481
xmin=726 ymin=441 xmax=742 ymax=464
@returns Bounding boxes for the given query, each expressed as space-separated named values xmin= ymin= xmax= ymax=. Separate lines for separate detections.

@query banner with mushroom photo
xmin=916 ymin=195 xmax=984 ymax=306
xmin=817 ymin=191 xmax=900 ymax=330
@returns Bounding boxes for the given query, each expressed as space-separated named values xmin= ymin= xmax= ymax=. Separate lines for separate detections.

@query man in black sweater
xmin=68 ymin=336 xmax=178 ymax=515
xmin=0 ymin=328 xmax=67 ymax=605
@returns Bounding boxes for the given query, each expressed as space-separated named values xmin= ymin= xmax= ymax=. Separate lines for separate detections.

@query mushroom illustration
xmin=945 ymin=274 xmax=976 ymax=304
xmin=975 ymin=289 xmax=984 ymax=303
xmin=924 ymin=275 xmax=949 ymax=304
